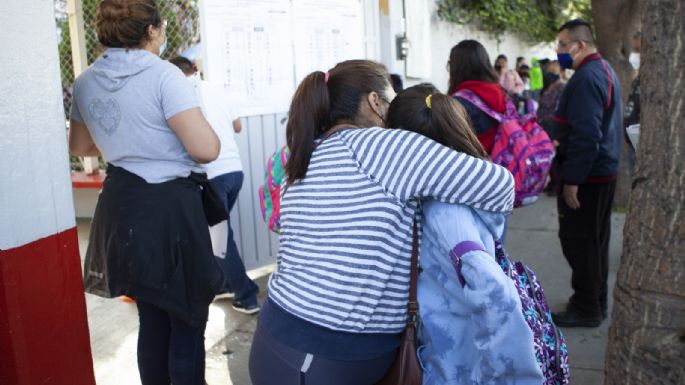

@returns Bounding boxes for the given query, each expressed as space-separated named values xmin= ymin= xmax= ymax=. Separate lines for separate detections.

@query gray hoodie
xmin=71 ymin=48 xmax=201 ymax=183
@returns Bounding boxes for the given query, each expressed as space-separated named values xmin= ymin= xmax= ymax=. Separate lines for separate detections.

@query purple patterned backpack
xmin=495 ymin=242 xmax=570 ymax=385
xmin=455 ymin=89 xmax=555 ymax=207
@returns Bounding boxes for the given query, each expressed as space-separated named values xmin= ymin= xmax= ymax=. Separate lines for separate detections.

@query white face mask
xmin=159 ymin=35 xmax=167 ymax=56
xmin=629 ymin=52 xmax=640 ymax=70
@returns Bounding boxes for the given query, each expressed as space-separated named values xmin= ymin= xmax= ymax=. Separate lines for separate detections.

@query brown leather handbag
xmin=375 ymin=220 xmax=423 ymax=385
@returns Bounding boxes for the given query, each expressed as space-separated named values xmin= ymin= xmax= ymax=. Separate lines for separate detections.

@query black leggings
xmin=249 ymin=322 xmax=396 ymax=385
xmin=136 ymin=301 xmax=206 ymax=385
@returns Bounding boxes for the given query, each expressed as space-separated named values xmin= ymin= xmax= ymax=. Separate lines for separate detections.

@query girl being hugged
xmin=248 ymin=60 xmax=515 ymax=385
xmin=386 ymin=84 xmax=543 ymax=385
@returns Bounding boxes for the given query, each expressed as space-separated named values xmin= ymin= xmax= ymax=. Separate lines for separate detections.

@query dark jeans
xmin=249 ymin=322 xmax=396 ymax=385
xmin=137 ymin=301 xmax=207 ymax=385
xmin=209 ymin=171 xmax=259 ymax=306
xmin=557 ymin=180 xmax=616 ymax=316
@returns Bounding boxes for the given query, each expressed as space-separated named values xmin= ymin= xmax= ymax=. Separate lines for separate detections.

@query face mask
xmin=159 ymin=35 xmax=167 ymax=57
xmin=557 ymin=43 xmax=577 ymax=69
xmin=543 ymin=72 xmax=560 ymax=87
xmin=557 ymin=52 xmax=574 ymax=69
xmin=629 ymin=52 xmax=640 ymax=70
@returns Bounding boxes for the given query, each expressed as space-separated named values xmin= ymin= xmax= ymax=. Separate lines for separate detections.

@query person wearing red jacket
xmin=447 ymin=40 xmax=507 ymax=154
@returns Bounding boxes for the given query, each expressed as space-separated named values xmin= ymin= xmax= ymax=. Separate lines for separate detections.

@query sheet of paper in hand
xmin=209 ymin=220 xmax=228 ymax=259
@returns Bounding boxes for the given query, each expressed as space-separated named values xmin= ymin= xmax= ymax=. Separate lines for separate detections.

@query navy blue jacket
xmin=553 ymin=53 xmax=623 ymax=184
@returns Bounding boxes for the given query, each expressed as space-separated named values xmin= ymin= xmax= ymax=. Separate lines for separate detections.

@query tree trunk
xmin=591 ymin=0 xmax=640 ymax=209
xmin=604 ymin=0 xmax=685 ymax=383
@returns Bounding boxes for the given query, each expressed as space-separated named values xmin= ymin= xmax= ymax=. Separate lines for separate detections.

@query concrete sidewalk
xmin=506 ymin=194 xmax=624 ymax=385
xmin=82 ymin=194 xmax=624 ymax=385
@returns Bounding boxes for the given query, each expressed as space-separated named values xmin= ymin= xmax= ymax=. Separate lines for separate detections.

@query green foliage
xmin=437 ymin=0 xmax=592 ymax=43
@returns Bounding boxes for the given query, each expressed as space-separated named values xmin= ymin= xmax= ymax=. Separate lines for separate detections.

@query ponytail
xmin=386 ymin=84 xmax=487 ymax=160
xmin=285 ymin=60 xmax=391 ymax=185
xmin=430 ymin=94 xmax=488 ymax=159
xmin=285 ymin=71 xmax=330 ymax=184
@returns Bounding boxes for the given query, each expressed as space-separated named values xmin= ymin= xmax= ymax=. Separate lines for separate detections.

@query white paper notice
xmin=292 ymin=0 xmax=365 ymax=84
xmin=201 ymin=0 xmax=295 ymax=116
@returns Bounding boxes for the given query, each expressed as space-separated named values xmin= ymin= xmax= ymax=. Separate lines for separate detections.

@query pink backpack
xmin=455 ymin=89 xmax=555 ymax=207
xmin=259 ymin=146 xmax=289 ymax=233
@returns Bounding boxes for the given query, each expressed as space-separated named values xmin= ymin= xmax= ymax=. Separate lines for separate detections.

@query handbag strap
xmin=407 ymin=219 xmax=419 ymax=325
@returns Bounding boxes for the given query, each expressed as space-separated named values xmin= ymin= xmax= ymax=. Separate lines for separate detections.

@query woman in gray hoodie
xmin=69 ymin=1 xmax=221 ymax=384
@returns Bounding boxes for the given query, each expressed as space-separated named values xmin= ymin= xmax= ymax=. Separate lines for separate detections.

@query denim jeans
xmin=209 ymin=171 xmax=259 ymax=306
xmin=137 ymin=301 xmax=207 ymax=385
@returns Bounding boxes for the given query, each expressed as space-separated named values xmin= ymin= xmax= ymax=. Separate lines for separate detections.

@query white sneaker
xmin=214 ymin=292 xmax=235 ymax=301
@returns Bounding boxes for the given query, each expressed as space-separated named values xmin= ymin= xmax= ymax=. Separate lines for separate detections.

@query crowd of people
xmin=67 ymin=0 xmax=637 ymax=384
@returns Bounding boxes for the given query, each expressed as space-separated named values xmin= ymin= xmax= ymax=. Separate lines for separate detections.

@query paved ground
xmin=80 ymin=193 xmax=625 ymax=385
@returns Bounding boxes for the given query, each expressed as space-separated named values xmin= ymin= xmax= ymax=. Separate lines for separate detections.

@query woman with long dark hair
xmin=248 ymin=60 xmax=515 ymax=385
xmin=69 ymin=1 xmax=221 ymax=383
xmin=447 ymin=40 xmax=507 ymax=154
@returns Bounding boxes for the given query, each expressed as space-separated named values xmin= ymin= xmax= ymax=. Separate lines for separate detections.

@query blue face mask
xmin=557 ymin=42 xmax=578 ymax=69
xmin=557 ymin=52 xmax=574 ymax=69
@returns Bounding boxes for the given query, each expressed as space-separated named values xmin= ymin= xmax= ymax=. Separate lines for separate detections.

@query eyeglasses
xmin=557 ymin=39 xmax=585 ymax=50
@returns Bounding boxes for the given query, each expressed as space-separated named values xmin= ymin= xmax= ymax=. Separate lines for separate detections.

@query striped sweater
xmin=268 ymin=127 xmax=515 ymax=334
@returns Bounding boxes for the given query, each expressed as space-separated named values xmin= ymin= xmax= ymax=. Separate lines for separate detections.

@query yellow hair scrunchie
xmin=425 ymin=94 xmax=432 ymax=109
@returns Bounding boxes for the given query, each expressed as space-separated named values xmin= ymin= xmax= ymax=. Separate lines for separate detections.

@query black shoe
xmin=231 ymin=300 xmax=260 ymax=315
xmin=552 ymin=309 xmax=602 ymax=327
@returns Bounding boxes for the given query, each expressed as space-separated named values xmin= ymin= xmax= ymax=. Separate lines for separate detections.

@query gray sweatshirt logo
xmin=88 ymin=98 xmax=121 ymax=136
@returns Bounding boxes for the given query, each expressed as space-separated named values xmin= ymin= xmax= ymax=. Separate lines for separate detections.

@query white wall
xmin=0 ymin=0 xmax=76 ymax=249
xmin=380 ymin=0 xmax=556 ymax=93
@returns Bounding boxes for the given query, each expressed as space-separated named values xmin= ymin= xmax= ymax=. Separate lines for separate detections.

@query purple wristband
xmin=449 ymin=241 xmax=486 ymax=287
xmin=452 ymin=241 xmax=486 ymax=257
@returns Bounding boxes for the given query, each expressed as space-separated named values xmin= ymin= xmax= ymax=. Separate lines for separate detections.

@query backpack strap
xmin=449 ymin=240 xmax=487 ymax=287
xmin=454 ymin=89 xmax=518 ymax=122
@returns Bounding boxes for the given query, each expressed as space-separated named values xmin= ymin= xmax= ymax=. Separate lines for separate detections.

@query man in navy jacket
xmin=552 ymin=19 xmax=623 ymax=327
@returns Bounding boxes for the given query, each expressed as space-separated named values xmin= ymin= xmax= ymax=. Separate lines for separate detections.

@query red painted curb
xmin=0 ymin=227 xmax=95 ymax=385
xmin=71 ymin=171 xmax=105 ymax=189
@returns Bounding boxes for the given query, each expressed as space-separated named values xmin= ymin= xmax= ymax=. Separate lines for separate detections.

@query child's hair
xmin=386 ymin=84 xmax=488 ymax=160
